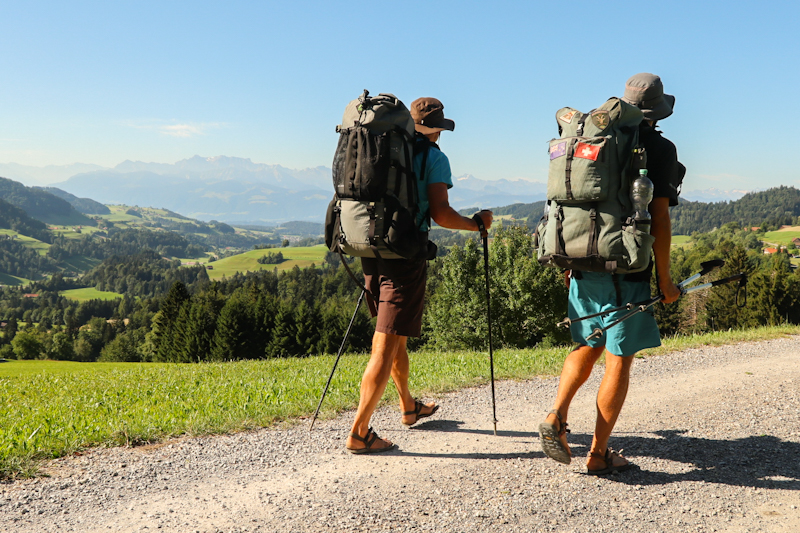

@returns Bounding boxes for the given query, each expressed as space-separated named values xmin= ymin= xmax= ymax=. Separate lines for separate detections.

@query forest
xmin=2 ymin=219 xmax=799 ymax=364
xmin=460 ymin=186 xmax=800 ymax=234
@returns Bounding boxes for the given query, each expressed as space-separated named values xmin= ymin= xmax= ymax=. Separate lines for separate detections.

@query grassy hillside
xmin=206 ymin=245 xmax=328 ymax=279
xmin=671 ymin=235 xmax=692 ymax=248
xmin=60 ymin=287 xmax=125 ymax=302
xmin=762 ymin=225 xmax=800 ymax=246
xmin=0 ymin=272 xmax=32 ymax=286
xmin=0 ymin=229 xmax=51 ymax=255
xmin=0 ymin=176 xmax=96 ymax=227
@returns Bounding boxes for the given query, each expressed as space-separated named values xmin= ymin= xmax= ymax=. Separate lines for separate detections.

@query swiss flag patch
xmin=574 ymin=142 xmax=601 ymax=161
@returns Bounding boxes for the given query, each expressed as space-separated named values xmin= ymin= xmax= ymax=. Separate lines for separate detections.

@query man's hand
xmin=473 ymin=210 xmax=494 ymax=237
xmin=659 ymin=278 xmax=681 ymax=304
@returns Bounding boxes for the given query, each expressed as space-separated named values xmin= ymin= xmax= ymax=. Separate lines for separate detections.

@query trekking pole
xmin=680 ymin=272 xmax=748 ymax=306
xmin=586 ymin=270 xmax=747 ymax=341
xmin=473 ymin=213 xmax=497 ymax=435
xmin=560 ymin=259 xmax=726 ymax=329
xmin=309 ymin=289 xmax=365 ymax=431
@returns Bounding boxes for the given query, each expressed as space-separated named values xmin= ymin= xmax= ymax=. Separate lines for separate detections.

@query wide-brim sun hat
xmin=410 ymin=97 xmax=455 ymax=134
xmin=621 ymin=73 xmax=675 ymax=121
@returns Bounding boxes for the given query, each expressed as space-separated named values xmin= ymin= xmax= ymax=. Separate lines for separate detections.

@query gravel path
xmin=2 ymin=337 xmax=799 ymax=533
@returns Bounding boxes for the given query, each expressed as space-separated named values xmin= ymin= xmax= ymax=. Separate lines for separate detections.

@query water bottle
xmin=631 ymin=169 xmax=654 ymax=223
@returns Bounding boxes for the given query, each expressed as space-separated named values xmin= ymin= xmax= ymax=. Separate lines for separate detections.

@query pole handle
xmin=698 ymin=259 xmax=725 ymax=276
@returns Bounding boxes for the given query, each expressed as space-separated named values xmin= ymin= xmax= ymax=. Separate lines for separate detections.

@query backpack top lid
xmin=340 ymin=91 xmax=416 ymax=137
xmin=555 ymin=97 xmax=643 ymax=138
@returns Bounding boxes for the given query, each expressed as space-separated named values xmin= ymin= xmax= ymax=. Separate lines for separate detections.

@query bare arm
xmin=428 ymin=182 xmax=493 ymax=234
xmin=649 ymin=196 xmax=681 ymax=304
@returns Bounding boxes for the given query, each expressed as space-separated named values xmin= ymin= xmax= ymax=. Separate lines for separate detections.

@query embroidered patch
xmin=574 ymin=142 xmax=600 ymax=161
xmin=549 ymin=141 xmax=567 ymax=160
xmin=591 ymin=111 xmax=610 ymax=130
xmin=558 ymin=110 xmax=576 ymax=124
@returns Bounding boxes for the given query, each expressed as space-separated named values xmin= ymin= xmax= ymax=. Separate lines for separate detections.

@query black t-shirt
xmin=639 ymin=123 xmax=685 ymax=206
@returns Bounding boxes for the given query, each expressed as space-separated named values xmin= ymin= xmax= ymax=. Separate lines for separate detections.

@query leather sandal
xmin=346 ymin=427 xmax=396 ymax=455
xmin=587 ymin=448 xmax=632 ymax=475
xmin=401 ymin=400 xmax=439 ymax=427
xmin=539 ymin=409 xmax=572 ymax=465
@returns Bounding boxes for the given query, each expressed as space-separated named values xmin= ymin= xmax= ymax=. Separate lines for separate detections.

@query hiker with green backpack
xmin=535 ymin=73 xmax=686 ymax=474
xmin=325 ymin=92 xmax=492 ymax=453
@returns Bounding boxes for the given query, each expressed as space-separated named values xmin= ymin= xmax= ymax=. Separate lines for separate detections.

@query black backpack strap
xmin=337 ymin=248 xmax=377 ymax=304
xmin=414 ymin=134 xmax=434 ymax=229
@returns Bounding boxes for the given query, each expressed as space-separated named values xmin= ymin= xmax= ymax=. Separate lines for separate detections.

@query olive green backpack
xmin=324 ymin=90 xmax=434 ymax=261
xmin=534 ymin=97 xmax=652 ymax=274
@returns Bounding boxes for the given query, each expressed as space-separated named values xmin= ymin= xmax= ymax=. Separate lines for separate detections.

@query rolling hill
xmin=0 ymin=177 xmax=95 ymax=226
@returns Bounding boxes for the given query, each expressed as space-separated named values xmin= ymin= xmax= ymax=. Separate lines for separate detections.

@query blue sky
xmin=1 ymin=0 xmax=799 ymax=193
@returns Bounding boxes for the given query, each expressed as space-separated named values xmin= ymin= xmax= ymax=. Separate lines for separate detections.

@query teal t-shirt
xmin=414 ymin=144 xmax=454 ymax=232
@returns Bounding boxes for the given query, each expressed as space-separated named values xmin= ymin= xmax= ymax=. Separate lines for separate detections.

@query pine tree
xmin=151 ymin=281 xmax=190 ymax=361
xmin=294 ymin=301 xmax=321 ymax=355
xmin=266 ymin=299 xmax=297 ymax=358
xmin=704 ymin=244 xmax=756 ymax=330
xmin=210 ymin=289 xmax=257 ymax=361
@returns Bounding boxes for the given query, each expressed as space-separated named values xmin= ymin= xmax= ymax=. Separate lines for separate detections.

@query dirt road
xmin=2 ymin=337 xmax=799 ymax=532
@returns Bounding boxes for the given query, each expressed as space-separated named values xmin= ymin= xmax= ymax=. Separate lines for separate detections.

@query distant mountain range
xmin=3 ymin=156 xmax=754 ymax=224
xmin=41 ymin=155 xmax=549 ymax=225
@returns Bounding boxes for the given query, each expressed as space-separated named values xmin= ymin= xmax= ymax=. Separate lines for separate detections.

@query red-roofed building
xmin=764 ymin=248 xmax=778 ymax=254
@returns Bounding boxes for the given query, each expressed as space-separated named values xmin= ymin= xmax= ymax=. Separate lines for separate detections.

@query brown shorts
xmin=360 ymin=257 xmax=427 ymax=338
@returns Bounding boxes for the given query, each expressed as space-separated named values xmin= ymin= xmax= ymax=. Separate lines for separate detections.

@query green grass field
xmin=0 ymin=272 xmax=33 ymax=286
xmin=206 ymin=245 xmax=328 ymax=279
xmin=763 ymin=226 xmax=800 ymax=247
xmin=0 ymin=229 xmax=51 ymax=255
xmin=1 ymin=324 xmax=798 ymax=479
xmin=51 ymin=226 xmax=103 ymax=238
xmin=671 ymin=235 xmax=692 ymax=248
xmin=60 ymin=287 xmax=125 ymax=302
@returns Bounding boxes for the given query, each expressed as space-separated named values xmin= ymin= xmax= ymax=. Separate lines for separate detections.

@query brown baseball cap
xmin=621 ymin=73 xmax=675 ymax=121
xmin=410 ymin=97 xmax=455 ymax=134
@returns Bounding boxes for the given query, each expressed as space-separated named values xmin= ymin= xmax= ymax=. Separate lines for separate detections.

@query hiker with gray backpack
xmin=534 ymin=73 xmax=685 ymax=474
xmin=325 ymin=92 xmax=492 ymax=453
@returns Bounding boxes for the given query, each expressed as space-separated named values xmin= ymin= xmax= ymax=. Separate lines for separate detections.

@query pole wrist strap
xmin=472 ymin=213 xmax=486 ymax=233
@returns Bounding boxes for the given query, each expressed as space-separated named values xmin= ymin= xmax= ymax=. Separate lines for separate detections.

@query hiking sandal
xmin=539 ymin=409 xmax=572 ymax=465
xmin=587 ymin=448 xmax=632 ymax=476
xmin=401 ymin=400 xmax=439 ymax=427
xmin=346 ymin=427 xmax=396 ymax=455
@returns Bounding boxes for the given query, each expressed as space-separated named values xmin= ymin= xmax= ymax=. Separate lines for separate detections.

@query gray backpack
xmin=325 ymin=90 xmax=433 ymax=260
xmin=534 ymin=97 xmax=652 ymax=274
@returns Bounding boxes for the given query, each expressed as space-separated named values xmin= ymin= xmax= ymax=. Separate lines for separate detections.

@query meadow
xmin=0 ymin=229 xmax=50 ymax=255
xmin=671 ymin=235 xmax=692 ymax=248
xmin=206 ymin=245 xmax=328 ymax=279
xmin=2 ymin=324 xmax=798 ymax=480
xmin=762 ymin=225 xmax=800 ymax=247
xmin=60 ymin=287 xmax=125 ymax=302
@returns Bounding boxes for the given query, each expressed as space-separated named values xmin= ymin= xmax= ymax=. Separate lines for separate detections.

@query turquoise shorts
xmin=568 ymin=272 xmax=661 ymax=357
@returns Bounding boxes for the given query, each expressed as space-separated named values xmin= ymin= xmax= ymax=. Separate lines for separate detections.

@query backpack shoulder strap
xmin=414 ymin=134 xmax=434 ymax=229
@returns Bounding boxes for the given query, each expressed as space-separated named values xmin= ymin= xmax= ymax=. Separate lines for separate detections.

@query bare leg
xmin=346 ymin=332 xmax=404 ymax=451
xmin=587 ymin=350 xmax=634 ymax=469
xmin=544 ymin=344 xmax=605 ymax=454
xmin=390 ymin=341 xmax=437 ymax=424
